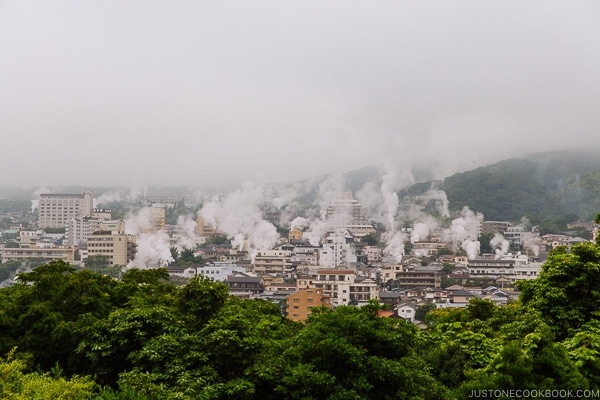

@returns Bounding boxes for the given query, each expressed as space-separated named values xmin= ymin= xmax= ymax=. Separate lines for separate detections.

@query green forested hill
xmin=438 ymin=150 xmax=600 ymax=222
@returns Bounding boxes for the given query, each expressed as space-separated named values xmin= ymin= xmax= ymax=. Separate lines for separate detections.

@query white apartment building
xmin=196 ymin=262 xmax=247 ymax=281
xmin=66 ymin=218 xmax=124 ymax=247
xmin=319 ymin=230 xmax=357 ymax=268
xmin=38 ymin=190 xmax=94 ymax=229
xmin=252 ymin=249 xmax=294 ymax=276
xmin=313 ymin=269 xmax=379 ymax=307
xmin=290 ymin=245 xmax=320 ymax=266
xmin=325 ymin=193 xmax=375 ymax=238
xmin=504 ymin=226 xmax=525 ymax=245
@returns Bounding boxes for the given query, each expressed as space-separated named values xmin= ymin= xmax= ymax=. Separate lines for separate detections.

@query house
xmin=226 ymin=274 xmax=264 ymax=299
xmin=396 ymin=303 xmax=417 ymax=322
xmin=165 ymin=265 xmax=196 ymax=279
xmin=449 ymin=289 xmax=476 ymax=304
xmin=378 ymin=290 xmax=403 ymax=307
xmin=195 ymin=262 xmax=247 ymax=281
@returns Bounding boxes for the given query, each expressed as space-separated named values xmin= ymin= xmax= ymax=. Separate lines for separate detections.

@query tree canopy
xmin=3 ymin=241 xmax=600 ymax=398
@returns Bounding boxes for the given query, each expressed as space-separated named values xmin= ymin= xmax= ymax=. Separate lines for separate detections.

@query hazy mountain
xmin=435 ymin=150 xmax=600 ymax=222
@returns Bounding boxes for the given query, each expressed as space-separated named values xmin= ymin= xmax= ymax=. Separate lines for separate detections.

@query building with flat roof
xmin=85 ymin=230 xmax=136 ymax=266
xmin=287 ymin=288 xmax=332 ymax=321
xmin=1 ymin=246 xmax=76 ymax=264
xmin=38 ymin=190 xmax=93 ymax=229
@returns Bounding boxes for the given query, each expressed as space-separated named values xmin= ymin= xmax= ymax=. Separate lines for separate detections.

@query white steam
xmin=442 ymin=206 xmax=484 ymax=259
xmin=490 ymin=232 xmax=510 ymax=259
xmin=31 ymin=187 xmax=52 ymax=212
xmin=125 ymin=207 xmax=173 ymax=269
xmin=94 ymin=186 xmax=148 ymax=208
xmin=198 ymin=182 xmax=279 ymax=255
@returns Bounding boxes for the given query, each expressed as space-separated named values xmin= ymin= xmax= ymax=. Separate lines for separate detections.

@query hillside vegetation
xmin=439 ymin=150 xmax=600 ymax=222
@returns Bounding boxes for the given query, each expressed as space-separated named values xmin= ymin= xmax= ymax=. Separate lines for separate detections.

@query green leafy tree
xmin=415 ymin=303 xmax=437 ymax=322
xmin=175 ymin=275 xmax=229 ymax=329
xmin=0 ymin=350 xmax=96 ymax=399
xmin=595 ymin=213 xmax=600 ymax=245
xmin=169 ymin=246 xmax=180 ymax=263
xmin=563 ymin=320 xmax=600 ymax=387
xmin=85 ymin=254 xmax=110 ymax=270
xmin=262 ymin=303 xmax=446 ymax=399
xmin=517 ymin=242 xmax=600 ymax=340
xmin=457 ymin=323 xmax=586 ymax=396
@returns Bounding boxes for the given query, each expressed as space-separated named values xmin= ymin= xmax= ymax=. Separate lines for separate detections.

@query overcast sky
xmin=1 ymin=1 xmax=599 ymax=188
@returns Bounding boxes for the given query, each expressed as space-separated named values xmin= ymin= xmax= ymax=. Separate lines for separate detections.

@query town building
xmin=225 ymin=273 xmax=264 ymax=299
xmin=252 ymin=249 xmax=293 ymax=276
xmin=411 ymin=241 xmax=448 ymax=257
xmin=85 ymin=229 xmax=136 ymax=267
xmin=396 ymin=265 xmax=442 ymax=289
xmin=313 ymin=269 xmax=379 ymax=307
xmin=37 ymin=190 xmax=94 ymax=229
xmin=481 ymin=221 xmax=511 ymax=235
xmin=286 ymin=288 xmax=332 ymax=321
xmin=325 ymin=193 xmax=375 ymax=237
xmin=196 ymin=262 xmax=247 ymax=281
xmin=319 ymin=230 xmax=358 ymax=268
xmin=1 ymin=246 xmax=76 ymax=264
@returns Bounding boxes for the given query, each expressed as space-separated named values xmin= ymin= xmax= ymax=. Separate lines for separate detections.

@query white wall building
xmin=196 ymin=262 xmax=247 ymax=281
xmin=319 ymin=230 xmax=357 ymax=268
xmin=38 ymin=190 xmax=93 ymax=229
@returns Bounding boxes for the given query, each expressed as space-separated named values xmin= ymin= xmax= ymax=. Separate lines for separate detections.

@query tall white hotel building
xmin=37 ymin=189 xmax=94 ymax=229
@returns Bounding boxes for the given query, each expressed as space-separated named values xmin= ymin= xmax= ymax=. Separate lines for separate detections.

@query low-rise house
xmin=378 ymin=290 xmax=403 ymax=307
xmin=196 ymin=262 xmax=247 ymax=281
xmin=226 ymin=274 xmax=264 ymax=299
xmin=166 ymin=265 xmax=196 ymax=279
xmin=449 ymin=288 xmax=476 ymax=304
xmin=396 ymin=303 xmax=417 ymax=322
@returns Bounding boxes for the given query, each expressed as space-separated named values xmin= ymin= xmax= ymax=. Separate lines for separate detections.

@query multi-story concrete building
xmin=1 ymin=246 xmax=76 ymax=264
xmin=313 ymin=269 xmax=379 ymax=307
xmin=363 ymin=246 xmax=383 ymax=264
xmin=396 ymin=266 xmax=442 ymax=289
xmin=66 ymin=218 xmax=125 ymax=247
xmin=481 ymin=221 xmax=511 ymax=235
xmin=468 ymin=253 xmax=542 ymax=282
xmin=226 ymin=274 xmax=264 ymax=298
xmin=319 ymin=230 xmax=357 ymax=268
xmin=85 ymin=229 xmax=136 ymax=266
xmin=252 ymin=249 xmax=293 ymax=276
xmin=38 ymin=190 xmax=94 ymax=229
xmin=325 ymin=193 xmax=375 ymax=238
xmin=411 ymin=241 xmax=448 ymax=257
xmin=313 ymin=269 xmax=356 ymax=306
xmin=504 ymin=226 xmax=525 ymax=245
xmin=286 ymin=288 xmax=332 ymax=321
xmin=150 ymin=205 xmax=166 ymax=231
xmin=92 ymin=209 xmax=113 ymax=221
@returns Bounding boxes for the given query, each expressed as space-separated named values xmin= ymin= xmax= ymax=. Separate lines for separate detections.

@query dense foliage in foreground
xmin=2 ymin=242 xmax=600 ymax=399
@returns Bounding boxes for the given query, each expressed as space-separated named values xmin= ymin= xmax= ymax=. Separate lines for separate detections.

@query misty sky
xmin=1 ymin=1 xmax=599 ymax=188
